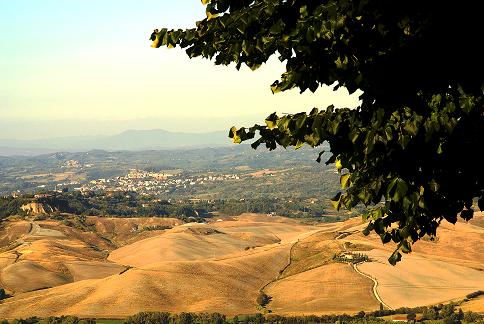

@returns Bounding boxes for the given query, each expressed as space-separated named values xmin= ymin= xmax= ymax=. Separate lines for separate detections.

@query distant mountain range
xmin=0 ymin=129 xmax=231 ymax=156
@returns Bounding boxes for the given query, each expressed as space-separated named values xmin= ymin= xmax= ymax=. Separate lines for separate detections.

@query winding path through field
xmin=353 ymin=263 xmax=392 ymax=310
xmin=336 ymin=231 xmax=392 ymax=310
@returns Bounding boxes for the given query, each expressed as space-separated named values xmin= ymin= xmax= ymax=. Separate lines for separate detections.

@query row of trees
xmin=4 ymin=306 xmax=482 ymax=324
xmin=1 ymin=191 xmax=348 ymax=222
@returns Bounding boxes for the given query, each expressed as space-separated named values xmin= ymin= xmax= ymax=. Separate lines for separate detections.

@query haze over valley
xmin=0 ymin=129 xmax=230 ymax=156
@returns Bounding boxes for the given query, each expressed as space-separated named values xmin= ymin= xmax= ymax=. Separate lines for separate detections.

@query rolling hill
xmin=0 ymin=213 xmax=482 ymax=318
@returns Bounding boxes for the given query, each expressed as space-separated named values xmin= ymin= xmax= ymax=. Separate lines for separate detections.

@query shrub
xmin=463 ymin=311 xmax=483 ymax=323
xmin=423 ymin=307 xmax=439 ymax=320
xmin=440 ymin=304 xmax=456 ymax=318
xmin=466 ymin=290 xmax=484 ymax=299
xmin=256 ymin=292 xmax=271 ymax=307
xmin=0 ymin=288 xmax=6 ymax=300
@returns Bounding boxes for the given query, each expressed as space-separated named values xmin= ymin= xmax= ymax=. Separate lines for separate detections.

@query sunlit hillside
xmin=0 ymin=213 xmax=482 ymax=318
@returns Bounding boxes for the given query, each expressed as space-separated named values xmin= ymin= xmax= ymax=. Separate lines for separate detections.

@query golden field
xmin=0 ymin=212 xmax=482 ymax=318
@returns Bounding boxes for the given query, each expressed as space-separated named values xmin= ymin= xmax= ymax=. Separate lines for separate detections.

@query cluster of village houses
xmin=62 ymin=168 xmax=243 ymax=195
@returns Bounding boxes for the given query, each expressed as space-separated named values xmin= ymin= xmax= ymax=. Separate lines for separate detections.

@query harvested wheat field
xmin=85 ymin=216 xmax=181 ymax=246
xmin=0 ymin=221 xmax=31 ymax=249
xmin=109 ymin=214 xmax=317 ymax=267
xmin=1 ymin=260 xmax=72 ymax=293
xmin=353 ymin=213 xmax=484 ymax=309
xmin=0 ymin=219 xmax=126 ymax=294
xmin=108 ymin=223 xmax=265 ymax=266
xmin=358 ymin=249 xmax=484 ymax=309
xmin=266 ymin=263 xmax=379 ymax=315
xmin=0 ymin=213 xmax=483 ymax=318
xmin=460 ymin=296 xmax=484 ymax=313
xmin=0 ymin=244 xmax=290 ymax=318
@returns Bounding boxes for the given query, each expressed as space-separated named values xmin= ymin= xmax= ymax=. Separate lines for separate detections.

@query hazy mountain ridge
xmin=0 ymin=129 xmax=230 ymax=155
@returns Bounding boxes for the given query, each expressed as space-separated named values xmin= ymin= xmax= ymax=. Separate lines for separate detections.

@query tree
xmin=457 ymin=309 xmax=464 ymax=321
xmin=406 ymin=312 xmax=416 ymax=324
xmin=422 ymin=307 xmax=438 ymax=320
xmin=125 ymin=312 xmax=171 ymax=324
xmin=256 ymin=292 xmax=271 ymax=307
xmin=151 ymin=0 xmax=483 ymax=263
xmin=463 ymin=311 xmax=482 ymax=323
xmin=440 ymin=304 xmax=456 ymax=319
xmin=175 ymin=312 xmax=194 ymax=324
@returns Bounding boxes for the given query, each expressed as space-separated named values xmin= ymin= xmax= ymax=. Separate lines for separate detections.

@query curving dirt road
xmin=353 ymin=263 xmax=392 ymax=310
xmin=336 ymin=232 xmax=392 ymax=310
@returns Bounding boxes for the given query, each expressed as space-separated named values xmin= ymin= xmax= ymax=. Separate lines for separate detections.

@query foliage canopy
xmin=151 ymin=0 xmax=484 ymax=264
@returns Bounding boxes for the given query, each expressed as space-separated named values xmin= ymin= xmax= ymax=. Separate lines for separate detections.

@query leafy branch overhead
xmin=151 ymin=0 xmax=484 ymax=264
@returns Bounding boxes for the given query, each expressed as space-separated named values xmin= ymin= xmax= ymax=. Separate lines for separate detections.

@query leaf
xmin=349 ymin=129 xmax=360 ymax=143
xmin=357 ymin=188 xmax=371 ymax=205
xmin=270 ymin=19 xmax=284 ymax=34
xmin=295 ymin=140 xmax=305 ymax=150
xmin=381 ymin=232 xmax=392 ymax=243
xmin=151 ymin=36 xmax=160 ymax=48
xmin=443 ymin=211 xmax=458 ymax=224
xmin=340 ymin=173 xmax=351 ymax=189
xmin=265 ymin=113 xmax=278 ymax=130
xmin=206 ymin=11 xmax=219 ymax=20
xmin=335 ymin=158 xmax=343 ymax=172
xmin=401 ymin=240 xmax=412 ymax=253
xmin=294 ymin=114 xmax=307 ymax=130
xmin=362 ymin=223 xmax=372 ymax=236
xmin=229 ymin=126 xmax=241 ymax=144
xmin=369 ymin=208 xmax=383 ymax=220
xmin=388 ymin=250 xmax=402 ymax=266
xmin=387 ymin=178 xmax=408 ymax=202
xmin=404 ymin=119 xmax=418 ymax=136
xmin=460 ymin=209 xmax=474 ymax=221
xmin=270 ymin=82 xmax=282 ymax=94
xmin=393 ymin=180 xmax=408 ymax=202
xmin=437 ymin=142 xmax=443 ymax=154
xmin=331 ymin=192 xmax=342 ymax=210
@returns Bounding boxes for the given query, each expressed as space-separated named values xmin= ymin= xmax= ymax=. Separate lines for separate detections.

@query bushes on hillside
xmin=466 ymin=290 xmax=484 ymax=299
xmin=0 ymin=288 xmax=6 ymax=300
xmin=256 ymin=292 xmax=271 ymax=307
xmin=464 ymin=311 xmax=483 ymax=323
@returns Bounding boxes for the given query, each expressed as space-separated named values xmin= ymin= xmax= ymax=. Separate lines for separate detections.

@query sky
xmin=0 ymin=0 xmax=361 ymax=139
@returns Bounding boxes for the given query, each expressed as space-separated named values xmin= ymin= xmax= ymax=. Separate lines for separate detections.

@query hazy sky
xmin=0 ymin=1 xmax=361 ymax=139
